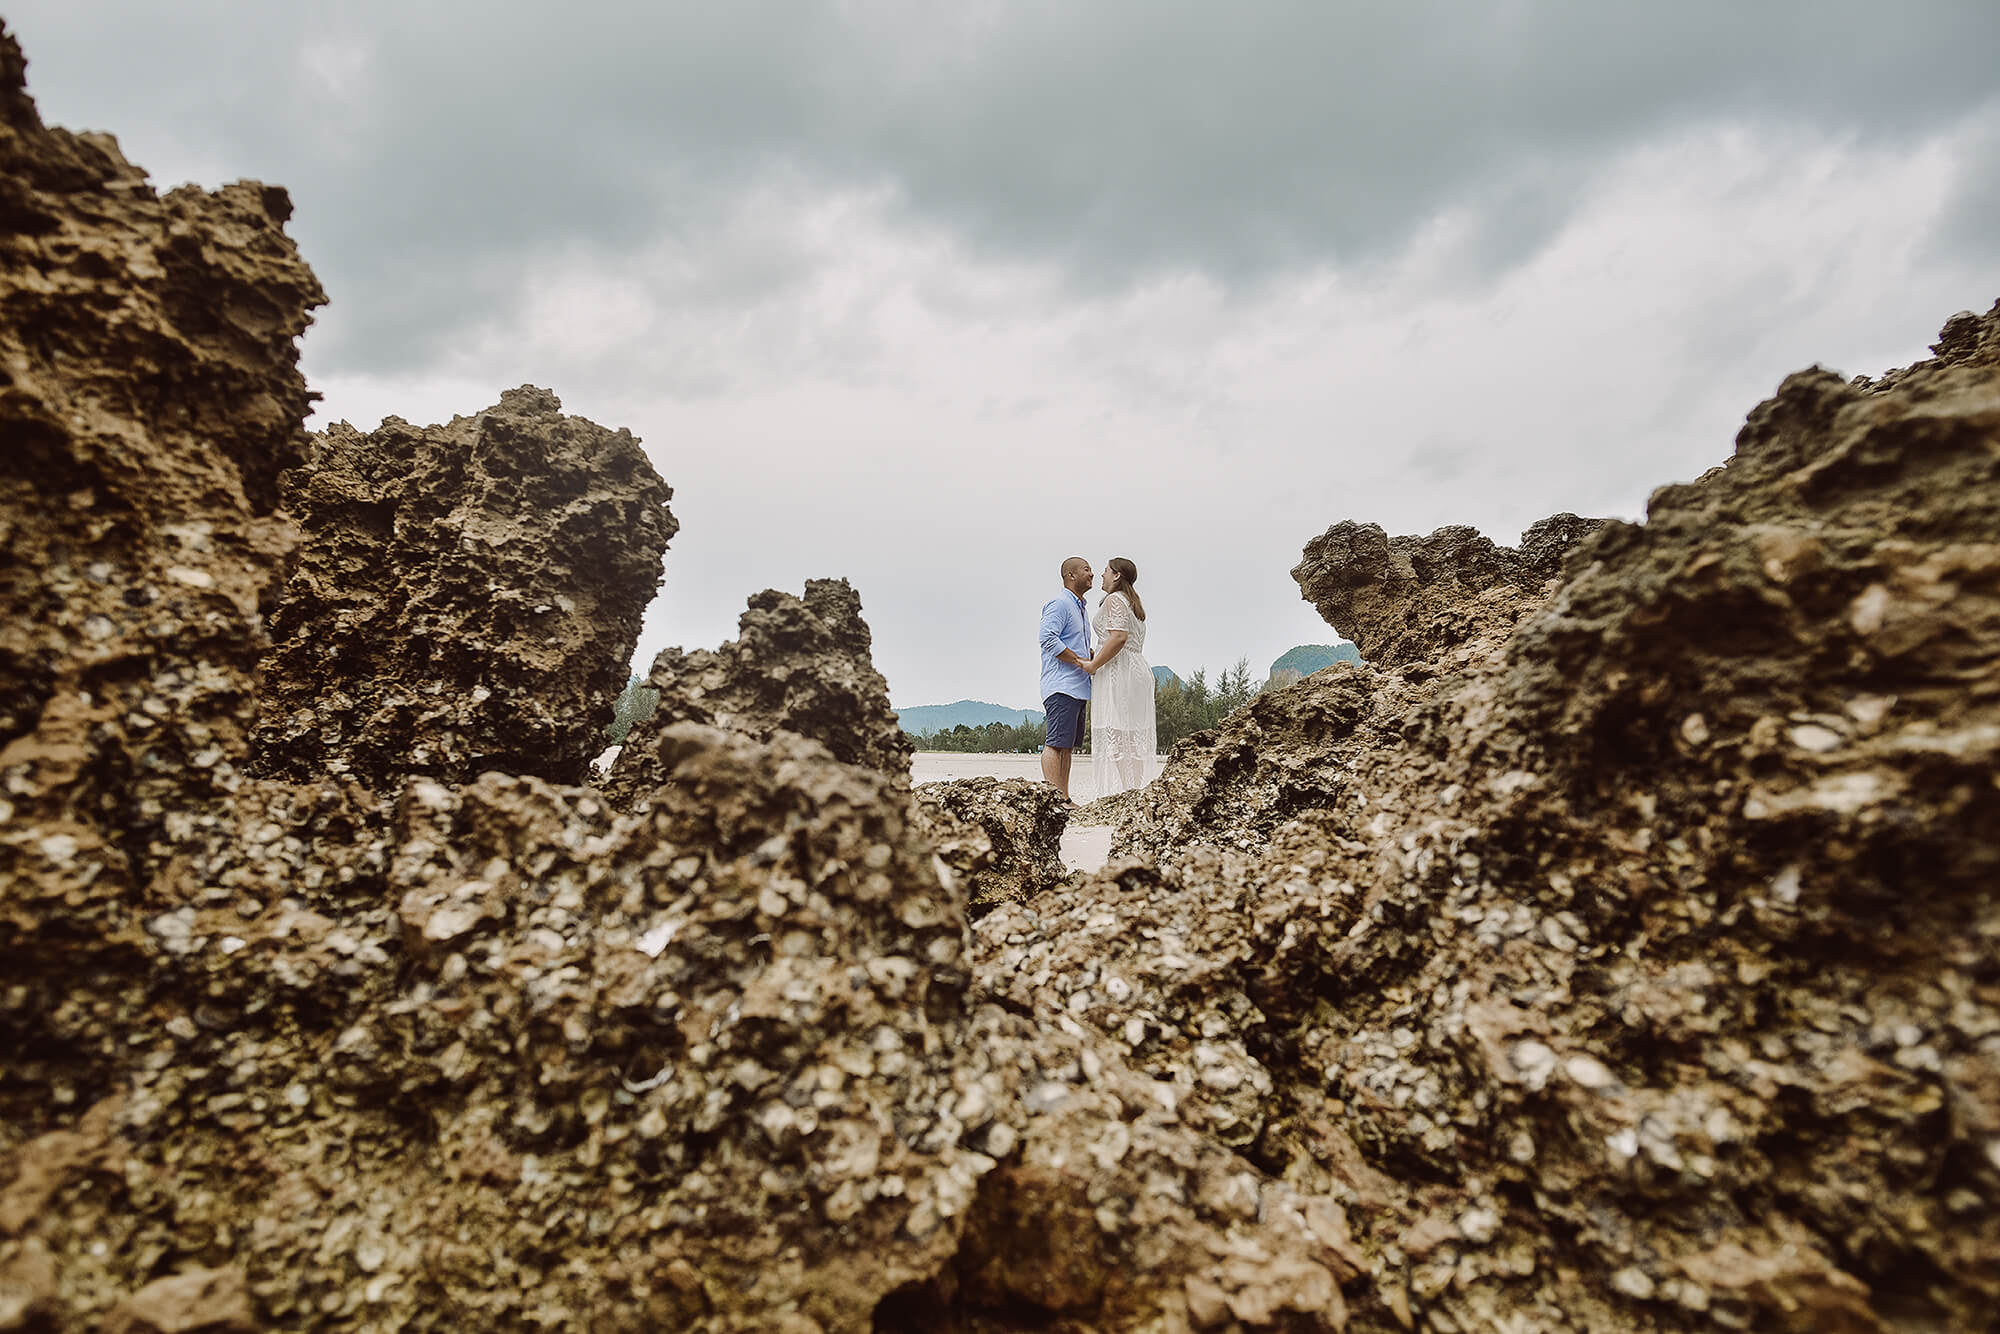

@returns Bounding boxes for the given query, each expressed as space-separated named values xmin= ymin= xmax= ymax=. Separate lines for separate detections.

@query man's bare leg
xmin=1041 ymin=745 xmax=1071 ymax=800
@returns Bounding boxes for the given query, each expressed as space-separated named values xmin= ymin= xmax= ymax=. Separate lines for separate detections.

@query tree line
xmin=909 ymin=657 xmax=1264 ymax=754
xmin=606 ymin=654 xmax=1277 ymax=755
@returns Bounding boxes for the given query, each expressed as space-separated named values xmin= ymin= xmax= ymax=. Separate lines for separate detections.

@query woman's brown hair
xmin=1106 ymin=556 xmax=1145 ymax=621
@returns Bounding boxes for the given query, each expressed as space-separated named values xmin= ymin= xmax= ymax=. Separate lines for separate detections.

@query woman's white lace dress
xmin=1090 ymin=591 xmax=1157 ymax=798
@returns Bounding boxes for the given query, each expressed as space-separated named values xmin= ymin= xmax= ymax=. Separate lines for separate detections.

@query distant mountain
xmin=1264 ymin=642 xmax=1362 ymax=691
xmin=893 ymin=700 xmax=1043 ymax=734
xmin=1152 ymin=665 xmax=1181 ymax=688
xmin=1271 ymin=642 xmax=1360 ymax=676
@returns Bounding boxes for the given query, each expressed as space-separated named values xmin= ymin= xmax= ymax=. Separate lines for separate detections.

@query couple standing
xmin=1038 ymin=555 xmax=1157 ymax=803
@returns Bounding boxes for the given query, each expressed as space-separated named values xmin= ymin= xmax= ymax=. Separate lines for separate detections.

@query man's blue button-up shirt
xmin=1039 ymin=590 xmax=1092 ymax=702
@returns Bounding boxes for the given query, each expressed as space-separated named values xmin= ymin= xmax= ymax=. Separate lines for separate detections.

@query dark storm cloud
xmin=9 ymin=0 xmax=1998 ymax=376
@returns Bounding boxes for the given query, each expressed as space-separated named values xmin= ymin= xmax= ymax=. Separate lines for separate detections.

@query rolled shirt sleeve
xmin=1038 ymin=594 xmax=1093 ymax=702
xmin=1039 ymin=597 xmax=1066 ymax=654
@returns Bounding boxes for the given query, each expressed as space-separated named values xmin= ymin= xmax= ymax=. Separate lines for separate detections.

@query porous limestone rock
xmin=253 ymin=386 xmax=676 ymax=790
xmin=1292 ymin=511 xmax=1605 ymax=668
xmin=11 ymin=720 xmax=1007 ymax=1330
xmin=913 ymin=777 xmax=1070 ymax=913
xmin=880 ymin=1004 xmax=1359 ymax=1333
xmin=606 ymin=578 xmax=912 ymax=806
xmin=0 ymin=19 xmax=324 ymax=921
xmin=1002 ymin=302 xmax=2000 ymax=1332
xmin=9 ymin=20 xmax=2000 ymax=1328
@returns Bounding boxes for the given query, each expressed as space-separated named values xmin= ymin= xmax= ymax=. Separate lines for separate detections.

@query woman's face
xmin=1099 ymin=566 xmax=1117 ymax=592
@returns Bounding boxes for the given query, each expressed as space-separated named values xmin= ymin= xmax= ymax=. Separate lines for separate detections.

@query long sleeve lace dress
xmin=1090 ymin=591 xmax=1157 ymax=799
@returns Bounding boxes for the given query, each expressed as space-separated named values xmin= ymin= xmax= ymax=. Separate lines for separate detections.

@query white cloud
xmin=310 ymin=115 xmax=1994 ymax=709
xmin=13 ymin=1 xmax=1996 ymax=710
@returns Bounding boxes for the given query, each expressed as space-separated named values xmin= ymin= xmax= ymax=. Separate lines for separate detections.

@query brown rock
xmin=606 ymin=577 xmax=912 ymax=805
xmin=1291 ymin=512 xmax=1605 ymax=668
xmin=914 ymin=777 xmax=1070 ymax=913
xmin=0 ymin=19 xmax=323 ymax=903
xmin=104 ymin=1267 xmax=256 ymax=1334
xmin=0 ymin=1241 xmax=59 ymax=1330
xmin=14 ymin=723 xmax=1005 ymax=1331
xmin=1031 ymin=301 xmax=2000 ymax=1331
xmin=252 ymin=386 xmax=676 ymax=789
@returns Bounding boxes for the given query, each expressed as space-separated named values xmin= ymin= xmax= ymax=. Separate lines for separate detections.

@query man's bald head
xmin=1060 ymin=556 xmax=1093 ymax=596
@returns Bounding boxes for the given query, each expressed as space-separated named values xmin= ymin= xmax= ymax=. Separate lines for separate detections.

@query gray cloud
xmin=9 ymin=2 xmax=1998 ymax=708
xmin=11 ymin=1 xmax=1999 ymax=376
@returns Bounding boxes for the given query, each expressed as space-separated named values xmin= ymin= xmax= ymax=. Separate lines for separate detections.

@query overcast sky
xmin=14 ymin=3 xmax=1999 ymax=709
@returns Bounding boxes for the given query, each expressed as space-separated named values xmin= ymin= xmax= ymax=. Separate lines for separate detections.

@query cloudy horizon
xmin=12 ymin=2 xmax=1998 ymax=710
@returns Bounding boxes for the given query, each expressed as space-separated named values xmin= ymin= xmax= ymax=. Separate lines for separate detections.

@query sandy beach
xmin=910 ymin=751 xmax=1088 ymax=785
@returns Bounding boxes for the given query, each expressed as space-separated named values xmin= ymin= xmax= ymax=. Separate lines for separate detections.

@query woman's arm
xmin=1084 ymin=630 xmax=1128 ymax=672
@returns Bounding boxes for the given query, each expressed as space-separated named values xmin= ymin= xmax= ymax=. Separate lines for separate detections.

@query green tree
xmin=908 ymin=654 xmax=1268 ymax=756
xmin=909 ymin=717 xmax=1048 ymax=753
xmin=1155 ymin=657 xmax=1256 ymax=749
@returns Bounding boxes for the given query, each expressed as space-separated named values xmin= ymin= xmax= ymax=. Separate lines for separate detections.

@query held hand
xmin=1080 ymin=659 xmax=1098 ymax=675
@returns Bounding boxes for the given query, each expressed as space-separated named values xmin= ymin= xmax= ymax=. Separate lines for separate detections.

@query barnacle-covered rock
xmin=1291 ymin=512 xmax=1605 ymax=668
xmin=606 ymin=577 xmax=912 ymax=805
xmin=12 ymin=724 xmax=1011 ymax=1331
xmin=0 ymin=23 xmax=324 ymax=905
xmin=252 ymin=386 xmax=677 ymax=789
xmin=883 ymin=1007 xmax=1360 ymax=1333
xmin=1049 ymin=302 xmax=2000 ymax=1331
xmin=1112 ymin=661 xmax=1408 ymax=865
xmin=914 ymin=777 xmax=1070 ymax=913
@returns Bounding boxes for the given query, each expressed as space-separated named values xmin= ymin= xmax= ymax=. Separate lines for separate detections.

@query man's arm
xmin=1038 ymin=599 xmax=1064 ymax=653
xmin=1045 ymin=597 xmax=1093 ymax=670
xmin=1040 ymin=599 xmax=1087 ymax=670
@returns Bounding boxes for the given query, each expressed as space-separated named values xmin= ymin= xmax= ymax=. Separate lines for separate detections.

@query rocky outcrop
xmin=252 ymin=387 xmax=676 ymax=789
xmin=606 ymin=578 xmax=912 ymax=805
xmin=1004 ymin=303 xmax=2000 ymax=1331
xmin=9 ymin=20 xmax=2000 ymax=1329
xmin=0 ymin=22 xmax=324 ymax=907
xmin=9 ymin=717 xmax=983 ymax=1329
xmin=914 ymin=777 xmax=1070 ymax=913
xmin=1292 ymin=511 xmax=1605 ymax=668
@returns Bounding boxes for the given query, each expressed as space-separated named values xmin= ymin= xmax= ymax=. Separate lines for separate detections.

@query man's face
xmin=1066 ymin=561 xmax=1093 ymax=595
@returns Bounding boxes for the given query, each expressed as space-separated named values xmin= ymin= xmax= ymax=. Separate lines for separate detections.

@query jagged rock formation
xmin=252 ymin=387 xmax=676 ymax=789
xmin=605 ymin=578 xmax=912 ymax=806
xmin=1292 ymin=512 xmax=1605 ymax=668
xmin=8 ymin=21 xmax=2000 ymax=1329
xmin=914 ymin=777 xmax=1070 ymax=913
xmin=0 ymin=23 xmax=325 ymax=910
xmin=1003 ymin=303 xmax=2000 ymax=1330
xmin=1112 ymin=665 xmax=1406 ymax=864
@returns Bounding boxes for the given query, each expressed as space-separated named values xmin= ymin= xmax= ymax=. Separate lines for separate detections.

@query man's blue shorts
xmin=1043 ymin=692 xmax=1086 ymax=750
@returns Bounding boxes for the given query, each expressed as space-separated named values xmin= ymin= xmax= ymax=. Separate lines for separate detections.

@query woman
xmin=1082 ymin=556 xmax=1157 ymax=799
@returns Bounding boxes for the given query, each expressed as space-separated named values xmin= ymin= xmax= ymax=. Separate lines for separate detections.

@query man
xmin=1038 ymin=555 xmax=1095 ymax=802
